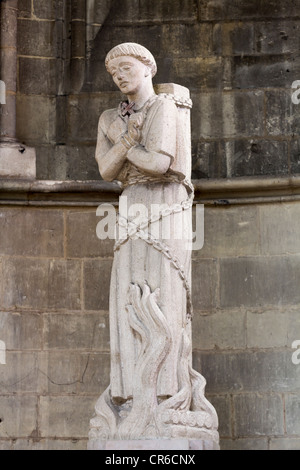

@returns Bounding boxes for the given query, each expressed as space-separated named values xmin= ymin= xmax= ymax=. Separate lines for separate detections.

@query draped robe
xmin=96 ymin=94 xmax=192 ymax=400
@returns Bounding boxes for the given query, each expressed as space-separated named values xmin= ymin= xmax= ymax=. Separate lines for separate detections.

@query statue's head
xmin=105 ymin=43 xmax=157 ymax=95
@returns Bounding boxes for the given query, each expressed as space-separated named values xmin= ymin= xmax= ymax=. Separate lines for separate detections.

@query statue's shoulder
xmin=145 ymin=93 xmax=178 ymax=118
xmin=99 ymin=107 xmax=118 ymax=122
xmin=98 ymin=107 xmax=119 ymax=132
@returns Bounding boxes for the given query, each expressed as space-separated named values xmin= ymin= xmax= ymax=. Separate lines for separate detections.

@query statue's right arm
xmin=95 ymin=112 xmax=128 ymax=182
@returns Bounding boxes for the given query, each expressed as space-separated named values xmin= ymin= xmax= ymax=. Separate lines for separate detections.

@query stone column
xmin=0 ymin=0 xmax=36 ymax=178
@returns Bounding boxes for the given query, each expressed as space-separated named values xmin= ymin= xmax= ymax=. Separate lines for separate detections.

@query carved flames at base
xmin=88 ymin=282 xmax=219 ymax=447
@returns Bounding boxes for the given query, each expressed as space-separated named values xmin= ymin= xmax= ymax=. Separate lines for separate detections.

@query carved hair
xmin=105 ymin=42 xmax=157 ymax=77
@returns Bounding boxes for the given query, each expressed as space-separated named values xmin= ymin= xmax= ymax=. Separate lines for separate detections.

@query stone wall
xmin=0 ymin=0 xmax=299 ymax=451
xmin=0 ymin=191 xmax=299 ymax=450
xmin=16 ymin=0 xmax=300 ymax=181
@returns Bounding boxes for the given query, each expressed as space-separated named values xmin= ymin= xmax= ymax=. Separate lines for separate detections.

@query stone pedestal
xmin=88 ymin=438 xmax=219 ymax=451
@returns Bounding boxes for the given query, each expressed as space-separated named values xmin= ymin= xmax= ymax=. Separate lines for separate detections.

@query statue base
xmin=0 ymin=142 xmax=36 ymax=178
xmin=87 ymin=438 xmax=219 ymax=450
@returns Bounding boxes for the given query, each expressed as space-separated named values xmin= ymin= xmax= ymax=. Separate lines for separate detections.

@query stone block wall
xmin=0 ymin=205 xmax=112 ymax=449
xmin=15 ymin=0 xmax=300 ymax=181
xmin=0 ymin=199 xmax=299 ymax=450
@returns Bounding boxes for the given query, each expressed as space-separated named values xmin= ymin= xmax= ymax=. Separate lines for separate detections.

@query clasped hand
xmin=107 ymin=112 xmax=143 ymax=146
xmin=127 ymin=112 xmax=143 ymax=144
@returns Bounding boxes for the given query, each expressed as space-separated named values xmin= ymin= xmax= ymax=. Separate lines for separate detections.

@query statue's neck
xmin=127 ymin=84 xmax=155 ymax=111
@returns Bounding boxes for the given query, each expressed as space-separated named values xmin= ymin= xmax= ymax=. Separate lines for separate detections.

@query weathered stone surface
xmin=18 ymin=58 xmax=57 ymax=95
xmin=0 ymin=396 xmax=38 ymax=438
xmin=17 ymin=20 xmax=56 ymax=57
xmin=66 ymin=210 xmax=114 ymax=258
xmin=1 ymin=49 xmax=17 ymax=92
xmin=92 ymin=438 xmax=217 ymax=450
xmin=220 ymin=255 xmax=300 ymax=308
xmin=0 ymin=312 xmax=42 ymax=350
xmin=17 ymin=95 xmax=56 ymax=144
xmin=90 ymin=0 xmax=113 ymax=25
xmin=269 ymin=438 xmax=300 ymax=450
xmin=228 ymin=139 xmax=289 ymax=177
xmin=159 ymin=24 xmax=213 ymax=58
xmin=259 ymin=203 xmax=300 ymax=255
xmin=33 ymin=0 xmax=64 ymax=20
xmin=246 ymin=311 xmax=288 ymax=348
xmin=0 ymin=145 xmax=36 ymax=178
xmin=43 ymin=312 xmax=110 ymax=351
xmin=83 ymin=259 xmax=112 ymax=311
xmin=0 ymin=208 xmax=64 ymax=257
xmin=220 ymin=438 xmax=268 ymax=450
xmin=67 ymin=93 xmax=121 ymax=143
xmin=192 ymin=259 xmax=218 ymax=311
xmin=171 ymin=57 xmax=223 ymax=92
xmin=71 ymin=20 xmax=86 ymax=58
xmin=291 ymin=138 xmax=300 ymax=175
xmin=18 ymin=0 xmax=32 ymax=18
xmin=2 ymin=258 xmax=81 ymax=310
xmin=0 ymin=5 xmax=17 ymax=48
xmin=71 ymin=0 xmax=86 ymax=19
xmin=206 ymin=395 xmax=231 ymax=437
xmin=13 ymin=438 xmax=88 ymax=450
xmin=287 ymin=310 xmax=300 ymax=344
xmin=285 ymin=394 xmax=300 ymax=434
xmin=194 ymin=205 xmax=260 ymax=258
xmin=39 ymin=396 xmax=95 ymax=438
xmin=0 ymin=440 xmax=13 ymax=450
xmin=233 ymin=55 xmax=300 ymax=89
xmin=38 ymin=351 xmax=80 ymax=394
xmin=107 ymin=0 xmax=198 ymax=24
xmin=0 ymin=351 xmax=39 ymax=393
xmin=233 ymin=393 xmax=284 ymax=436
xmin=191 ymin=92 xmax=264 ymax=139
xmin=192 ymin=310 xmax=246 ymax=350
xmin=77 ymin=352 xmax=110 ymax=394
xmin=256 ymin=21 xmax=300 ymax=55
xmin=192 ymin=140 xmax=227 ymax=179
xmin=0 ymin=94 xmax=17 ymax=140
xmin=266 ymin=90 xmax=300 ymax=136
xmin=36 ymin=145 xmax=99 ymax=180
xmin=222 ymin=23 xmax=255 ymax=56
xmin=194 ymin=350 xmax=300 ymax=393
xmin=198 ymin=0 xmax=300 ymax=21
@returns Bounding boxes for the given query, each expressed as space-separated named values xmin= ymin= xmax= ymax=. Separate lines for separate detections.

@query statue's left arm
xmin=126 ymin=98 xmax=177 ymax=176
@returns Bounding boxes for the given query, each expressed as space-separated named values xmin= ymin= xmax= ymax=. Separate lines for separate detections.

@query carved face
xmin=108 ymin=56 xmax=150 ymax=95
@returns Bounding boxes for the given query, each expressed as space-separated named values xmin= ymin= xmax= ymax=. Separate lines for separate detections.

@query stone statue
xmin=88 ymin=43 xmax=219 ymax=449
